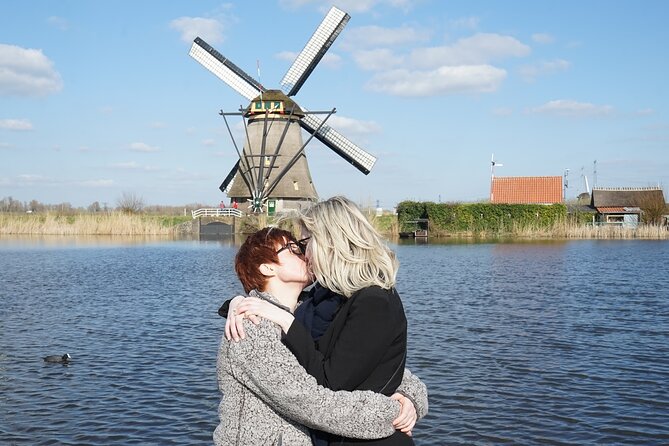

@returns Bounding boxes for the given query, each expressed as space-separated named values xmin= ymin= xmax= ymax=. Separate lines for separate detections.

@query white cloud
xmin=0 ymin=119 xmax=33 ymax=131
xmin=519 ymin=59 xmax=571 ymax=82
xmin=366 ymin=65 xmax=506 ymax=96
xmin=111 ymin=162 xmax=140 ymax=170
xmin=276 ymin=50 xmax=342 ymax=69
xmin=492 ymin=107 xmax=513 ymax=116
xmin=335 ymin=0 xmax=415 ymax=13
xmin=279 ymin=0 xmax=416 ymax=14
xmin=202 ymin=138 xmax=216 ymax=146
xmin=276 ymin=51 xmax=298 ymax=62
xmin=530 ymin=100 xmax=614 ymax=117
xmin=47 ymin=16 xmax=69 ymax=31
xmin=352 ymin=49 xmax=403 ymax=71
xmin=129 ymin=142 xmax=159 ymax=152
xmin=110 ymin=161 xmax=161 ymax=172
xmin=635 ymin=108 xmax=654 ymax=116
xmin=150 ymin=121 xmax=166 ymax=128
xmin=328 ymin=115 xmax=381 ymax=135
xmin=532 ymin=33 xmax=555 ymax=44
xmin=278 ymin=0 xmax=316 ymax=9
xmin=321 ymin=52 xmax=343 ymax=69
xmin=449 ymin=16 xmax=480 ymax=31
xmin=17 ymin=174 xmax=48 ymax=184
xmin=170 ymin=17 xmax=224 ymax=44
xmin=78 ymin=179 xmax=114 ymax=187
xmin=342 ymin=25 xmax=430 ymax=50
xmin=0 ymin=142 xmax=13 ymax=149
xmin=409 ymin=33 xmax=530 ymax=69
xmin=0 ymin=44 xmax=63 ymax=97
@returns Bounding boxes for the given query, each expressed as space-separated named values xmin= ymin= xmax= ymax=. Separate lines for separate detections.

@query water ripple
xmin=1 ymin=239 xmax=668 ymax=444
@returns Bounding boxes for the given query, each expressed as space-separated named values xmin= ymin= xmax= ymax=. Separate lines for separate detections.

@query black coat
xmin=283 ymin=285 xmax=413 ymax=446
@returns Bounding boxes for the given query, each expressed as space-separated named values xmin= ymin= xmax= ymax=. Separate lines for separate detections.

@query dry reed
xmin=426 ymin=220 xmax=669 ymax=240
xmin=0 ymin=213 xmax=179 ymax=235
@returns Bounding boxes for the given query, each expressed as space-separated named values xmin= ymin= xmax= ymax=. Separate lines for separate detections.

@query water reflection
xmin=0 ymin=234 xmax=194 ymax=249
xmin=1 ymin=238 xmax=668 ymax=445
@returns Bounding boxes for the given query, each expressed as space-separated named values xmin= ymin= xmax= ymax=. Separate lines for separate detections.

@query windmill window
xmin=253 ymin=101 xmax=284 ymax=112
xmin=293 ymin=181 xmax=299 ymax=191
xmin=264 ymin=156 xmax=271 ymax=167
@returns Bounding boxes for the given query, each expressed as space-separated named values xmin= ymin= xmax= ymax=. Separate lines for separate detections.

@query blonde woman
xmin=215 ymin=227 xmax=423 ymax=445
xmin=233 ymin=196 xmax=423 ymax=446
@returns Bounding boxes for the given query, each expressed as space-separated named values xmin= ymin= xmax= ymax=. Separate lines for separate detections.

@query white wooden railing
xmin=191 ymin=208 xmax=243 ymax=219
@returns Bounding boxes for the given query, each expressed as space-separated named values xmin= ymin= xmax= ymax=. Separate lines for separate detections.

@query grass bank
xmin=428 ymin=220 xmax=669 ymax=239
xmin=0 ymin=213 xmax=191 ymax=235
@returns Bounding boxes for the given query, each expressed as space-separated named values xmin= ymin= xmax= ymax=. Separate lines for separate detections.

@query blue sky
xmin=2 ymin=0 xmax=668 ymax=209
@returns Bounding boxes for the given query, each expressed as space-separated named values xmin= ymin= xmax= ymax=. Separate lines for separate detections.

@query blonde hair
xmin=296 ymin=196 xmax=398 ymax=297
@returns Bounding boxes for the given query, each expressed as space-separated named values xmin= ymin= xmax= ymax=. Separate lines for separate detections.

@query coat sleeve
xmin=396 ymin=368 xmax=429 ymax=420
xmin=226 ymin=319 xmax=399 ymax=439
xmin=283 ymin=287 xmax=405 ymax=391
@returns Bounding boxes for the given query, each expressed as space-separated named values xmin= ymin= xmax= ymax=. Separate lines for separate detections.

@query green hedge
xmin=396 ymin=201 xmax=568 ymax=233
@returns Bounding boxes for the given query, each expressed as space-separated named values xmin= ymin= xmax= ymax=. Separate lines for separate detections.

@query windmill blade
xmin=219 ymin=160 xmax=240 ymax=193
xmin=189 ymin=37 xmax=264 ymax=101
xmin=280 ymin=6 xmax=350 ymax=97
xmin=300 ymin=113 xmax=376 ymax=175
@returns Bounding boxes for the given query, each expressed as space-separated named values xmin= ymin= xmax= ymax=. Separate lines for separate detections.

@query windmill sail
xmin=189 ymin=38 xmax=264 ymax=100
xmin=219 ymin=160 xmax=240 ymax=193
xmin=280 ymin=6 xmax=350 ymax=97
xmin=300 ymin=113 xmax=376 ymax=174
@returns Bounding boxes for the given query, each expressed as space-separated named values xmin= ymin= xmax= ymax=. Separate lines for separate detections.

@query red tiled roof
xmin=596 ymin=206 xmax=640 ymax=213
xmin=491 ymin=176 xmax=563 ymax=204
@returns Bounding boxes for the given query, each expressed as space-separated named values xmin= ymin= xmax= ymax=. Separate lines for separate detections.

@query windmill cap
xmin=246 ymin=90 xmax=304 ymax=117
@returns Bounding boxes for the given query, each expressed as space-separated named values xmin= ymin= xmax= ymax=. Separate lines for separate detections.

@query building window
xmin=293 ymin=181 xmax=299 ymax=191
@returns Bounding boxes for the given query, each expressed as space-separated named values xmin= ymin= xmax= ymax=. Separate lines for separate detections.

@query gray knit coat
xmin=213 ymin=292 xmax=428 ymax=445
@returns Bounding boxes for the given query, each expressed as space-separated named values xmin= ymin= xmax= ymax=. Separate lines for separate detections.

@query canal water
xmin=1 ymin=237 xmax=668 ymax=445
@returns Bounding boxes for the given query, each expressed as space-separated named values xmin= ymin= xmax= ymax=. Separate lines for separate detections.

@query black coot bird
xmin=43 ymin=353 xmax=71 ymax=364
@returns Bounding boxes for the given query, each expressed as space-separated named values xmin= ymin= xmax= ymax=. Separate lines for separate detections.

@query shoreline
xmin=2 ymin=212 xmax=668 ymax=240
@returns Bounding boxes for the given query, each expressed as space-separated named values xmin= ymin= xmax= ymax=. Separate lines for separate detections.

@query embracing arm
xmin=225 ymin=319 xmax=399 ymax=439
xmin=397 ymin=368 xmax=429 ymax=420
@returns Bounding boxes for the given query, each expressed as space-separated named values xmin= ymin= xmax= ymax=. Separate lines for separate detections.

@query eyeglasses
xmin=276 ymin=237 xmax=310 ymax=256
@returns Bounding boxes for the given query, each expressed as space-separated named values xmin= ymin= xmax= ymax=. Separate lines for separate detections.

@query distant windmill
xmin=188 ymin=6 xmax=377 ymax=213
xmin=490 ymin=153 xmax=503 ymax=201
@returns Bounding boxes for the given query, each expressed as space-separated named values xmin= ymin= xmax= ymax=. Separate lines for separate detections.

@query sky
xmin=2 ymin=0 xmax=668 ymax=210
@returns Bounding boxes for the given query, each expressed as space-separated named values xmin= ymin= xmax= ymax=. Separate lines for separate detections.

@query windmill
xmin=489 ymin=153 xmax=503 ymax=202
xmin=188 ymin=6 xmax=377 ymax=213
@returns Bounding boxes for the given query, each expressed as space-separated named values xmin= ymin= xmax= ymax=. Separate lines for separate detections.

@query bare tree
xmin=640 ymin=193 xmax=667 ymax=225
xmin=29 ymin=199 xmax=46 ymax=213
xmin=116 ymin=192 xmax=145 ymax=214
xmin=87 ymin=201 xmax=101 ymax=213
xmin=0 ymin=196 xmax=24 ymax=212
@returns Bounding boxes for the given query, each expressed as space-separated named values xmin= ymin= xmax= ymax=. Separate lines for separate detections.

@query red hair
xmin=235 ymin=227 xmax=297 ymax=293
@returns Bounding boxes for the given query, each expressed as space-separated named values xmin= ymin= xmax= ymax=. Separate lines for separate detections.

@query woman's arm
xmin=224 ymin=319 xmax=400 ymax=439
xmin=231 ymin=296 xmax=418 ymax=433
xmin=397 ymin=368 xmax=429 ymax=420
